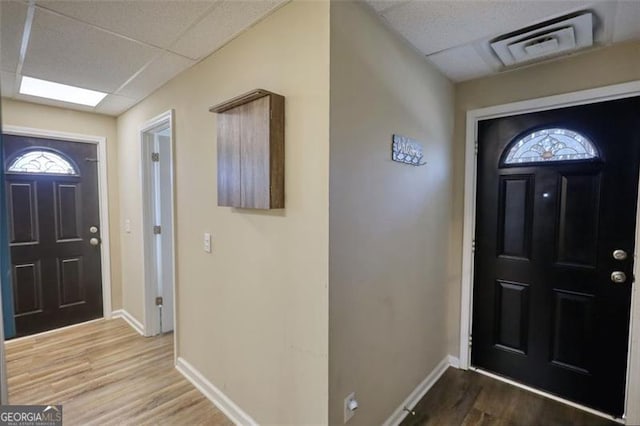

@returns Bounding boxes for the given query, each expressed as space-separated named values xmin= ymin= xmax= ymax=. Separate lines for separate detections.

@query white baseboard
xmin=176 ymin=357 xmax=257 ymax=426
xmin=383 ymin=355 xmax=459 ymax=426
xmin=111 ymin=309 xmax=144 ymax=336
xmin=448 ymin=355 xmax=460 ymax=369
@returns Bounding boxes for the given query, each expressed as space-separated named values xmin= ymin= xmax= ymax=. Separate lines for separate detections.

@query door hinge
xmin=474 ymin=141 xmax=479 ymax=156
xmin=151 ymin=152 xmax=160 ymax=162
xmin=153 ymin=225 xmax=162 ymax=235
xmin=469 ymin=334 xmax=473 ymax=347
xmin=155 ymin=296 xmax=163 ymax=306
xmin=472 ymin=239 xmax=476 ymax=253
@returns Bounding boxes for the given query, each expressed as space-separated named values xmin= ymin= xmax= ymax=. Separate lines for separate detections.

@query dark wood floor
xmin=401 ymin=368 xmax=618 ymax=426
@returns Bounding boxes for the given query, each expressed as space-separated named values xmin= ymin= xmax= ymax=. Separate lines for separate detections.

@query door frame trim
xmin=1 ymin=125 xmax=113 ymax=321
xmin=460 ymin=80 xmax=640 ymax=423
xmin=139 ymin=110 xmax=177 ymax=365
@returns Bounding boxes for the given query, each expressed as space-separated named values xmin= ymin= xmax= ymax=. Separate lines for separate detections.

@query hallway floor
xmin=5 ymin=318 xmax=232 ymax=425
xmin=401 ymin=368 xmax=617 ymax=426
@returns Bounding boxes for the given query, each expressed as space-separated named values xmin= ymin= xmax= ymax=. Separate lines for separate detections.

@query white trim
xmin=1 ymin=125 xmax=113 ymax=320
xmin=111 ymin=309 xmax=144 ymax=336
xmin=471 ymin=368 xmax=625 ymax=424
xmin=383 ymin=355 xmax=458 ymax=426
xmin=4 ymin=318 xmax=105 ymax=345
xmin=460 ymin=80 xmax=640 ymax=423
xmin=176 ymin=357 xmax=258 ymax=426
xmin=139 ymin=110 xmax=177 ymax=365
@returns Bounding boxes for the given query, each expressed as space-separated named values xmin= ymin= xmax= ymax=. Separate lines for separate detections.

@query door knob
xmin=89 ymin=237 xmax=101 ymax=246
xmin=611 ymin=271 xmax=627 ymax=284
xmin=613 ymin=249 xmax=628 ymax=260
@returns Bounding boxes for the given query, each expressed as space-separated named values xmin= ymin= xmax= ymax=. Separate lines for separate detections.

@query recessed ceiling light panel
xmin=19 ymin=76 xmax=107 ymax=107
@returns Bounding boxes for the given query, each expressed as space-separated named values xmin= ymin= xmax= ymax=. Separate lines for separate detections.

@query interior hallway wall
xmin=448 ymin=41 xmax=640 ymax=356
xmin=116 ymin=1 xmax=330 ymax=424
xmin=0 ymin=98 xmax=122 ymax=311
xmin=329 ymin=2 xmax=455 ymax=424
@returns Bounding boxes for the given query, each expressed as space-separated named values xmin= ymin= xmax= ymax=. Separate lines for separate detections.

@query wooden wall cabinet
xmin=210 ymin=89 xmax=285 ymax=209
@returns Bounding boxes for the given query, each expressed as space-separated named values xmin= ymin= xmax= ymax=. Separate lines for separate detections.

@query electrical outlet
xmin=344 ymin=392 xmax=358 ymax=423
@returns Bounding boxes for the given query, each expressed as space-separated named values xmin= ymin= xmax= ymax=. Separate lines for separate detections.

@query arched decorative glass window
xmin=6 ymin=149 xmax=78 ymax=175
xmin=503 ymin=128 xmax=598 ymax=165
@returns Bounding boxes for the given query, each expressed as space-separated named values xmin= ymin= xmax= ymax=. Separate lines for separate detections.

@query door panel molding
xmin=461 ymin=80 xmax=640 ymax=423
xmin=1 ymin=125 xmax=112 ymax=321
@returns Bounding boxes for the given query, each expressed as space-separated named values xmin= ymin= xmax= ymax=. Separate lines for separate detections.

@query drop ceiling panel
xmin=427 ymin=44 xmax=496 ymax=82
xmin=117 ymin=52 xmax=196 ymax=99
xmin=613 ymin=0 xmax=640 ymax=43
xmin=94 ymin=93 xmax=137 ymax=116
xmin=171 ymin=0 xmax=287 ymax=60
xmin=22 ymin=7 xmax=159 ymax=93
xmin=367 ymin=1 xmax=410 ymax=13
xmin=1 ymin=71 xmax=17 ymax=97
xmin=0 ymin=0 xmax=28 ymax=73
xmin=379 ymin=0 xmax=594 ymax=55
xmin=36 ymin=0 xmax=216 ymax=49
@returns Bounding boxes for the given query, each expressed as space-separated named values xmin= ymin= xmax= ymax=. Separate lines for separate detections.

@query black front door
xmin=472 ymin=96 xmax=640 ymax=416
xmin=3 ymin=135 xmax=103 ymax=337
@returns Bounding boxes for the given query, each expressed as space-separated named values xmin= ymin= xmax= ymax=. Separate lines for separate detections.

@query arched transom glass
xmin=504 ymin=128 xmax=598 ymax=165
xmin=7 ymin=150 xmax=77 ymax=175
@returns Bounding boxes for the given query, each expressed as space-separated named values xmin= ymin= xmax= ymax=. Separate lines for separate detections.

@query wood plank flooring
xmin=5 ymin=318 xmax=232 ymax=425
xmin=401 ymin=368 xmax=618 ymax=426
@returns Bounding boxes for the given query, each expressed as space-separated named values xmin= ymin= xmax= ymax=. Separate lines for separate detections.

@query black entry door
xmin=472 ymin=96 xmax=640 ymax=416
xmin=3 ymin=135 xmax=103 ymax=337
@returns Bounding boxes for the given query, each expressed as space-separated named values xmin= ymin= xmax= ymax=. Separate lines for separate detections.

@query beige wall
xmin=116 ymin=1 xmax=330 ymax=424
xmin=448 ymin=41 xmax=640 ymax=356
xmin=329 ymin=2 xmax=455 ymax=424
xmin=0 ymin=98 xmax=122 ymax=311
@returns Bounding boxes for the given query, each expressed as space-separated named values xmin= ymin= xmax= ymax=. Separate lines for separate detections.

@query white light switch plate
xmin=204 ymin=233 xmax=212 ymax=253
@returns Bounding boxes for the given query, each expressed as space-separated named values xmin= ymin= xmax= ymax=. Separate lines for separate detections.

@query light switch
xmin=125 ymin=219 xmax=131 ymax=233
xmin=204 ymin=233 xmax=212 ymax=253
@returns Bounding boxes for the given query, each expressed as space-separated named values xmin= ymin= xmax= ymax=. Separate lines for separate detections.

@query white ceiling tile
xmin=22 ymin=7 xmax=160 ymax=93
xmin=117 ymin=52 xmax=196 ymax=99
xmin=366 ymin=1 xmax=411 ymax=13
xmin=613 ymin=0 xmax=640 ymax=43
xmin=1 ymin=71 xmax=17 ymax=97
xmin=381 ymin=0 xmax=596 ymax=55
xmin=171 ymin=0 xmax=288 ymax=60
xmin=36 ymin=0 xmax=216 ymax=49
xmin=0 ymin=0 xmax=28 ymax=73
xmin=94 ymin=93 xmax=138 ymax=116
xmin=426 ymin=44 xmax=495 ymax=82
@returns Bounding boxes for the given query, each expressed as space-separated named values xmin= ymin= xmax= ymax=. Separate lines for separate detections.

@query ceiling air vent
xmin=490 ymin=12 xmax=594 ymax=67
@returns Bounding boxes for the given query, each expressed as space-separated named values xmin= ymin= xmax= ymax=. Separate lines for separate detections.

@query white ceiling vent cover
xmin=490 ymin=13 xmax=593 ymax=67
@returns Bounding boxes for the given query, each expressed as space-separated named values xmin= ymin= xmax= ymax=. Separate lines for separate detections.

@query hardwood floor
xmin=5 ymin=318 xmax=232 ymax=425
xmin=401 ymin=368 xmax=618 ymax=426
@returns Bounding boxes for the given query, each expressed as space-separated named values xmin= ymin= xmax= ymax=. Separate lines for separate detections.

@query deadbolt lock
xmin=613 ymin=249 xmax=628 ymax=261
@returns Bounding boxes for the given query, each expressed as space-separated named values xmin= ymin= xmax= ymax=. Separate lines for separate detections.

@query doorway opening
xmin=1 ymin=127 xmax=112 ymax=339
xmin=140 ymin=111 xmax=176 ymax=341
xmin=460 ymin=81 xmax=640 ymax=424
